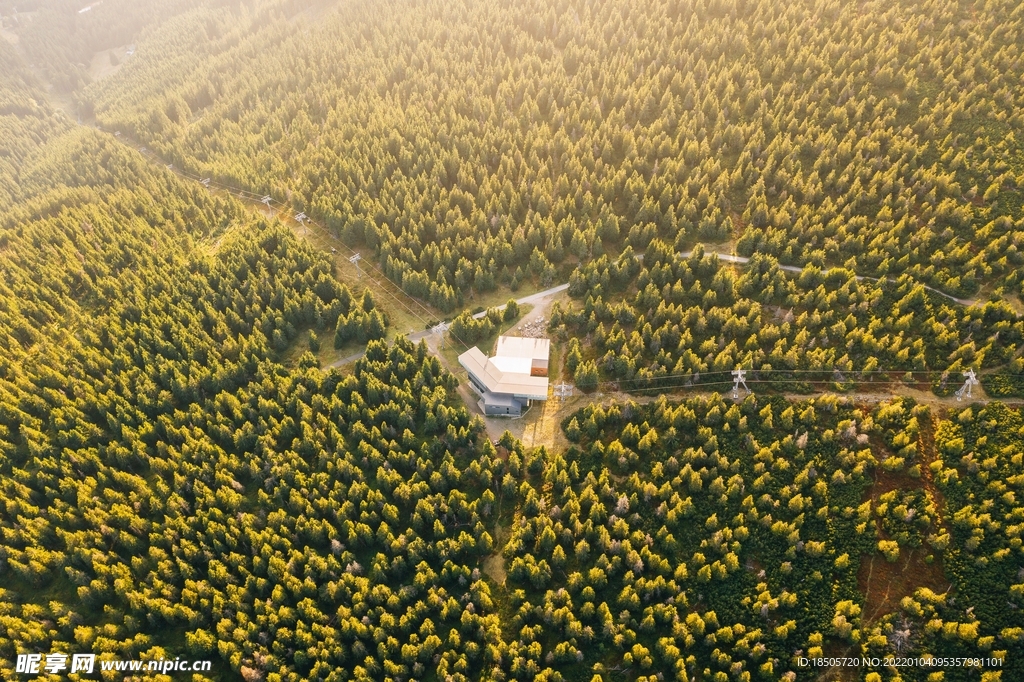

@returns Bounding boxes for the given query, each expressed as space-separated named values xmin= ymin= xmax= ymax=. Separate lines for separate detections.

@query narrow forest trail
xmin=678 ymin=250 xmax=981 ymax=307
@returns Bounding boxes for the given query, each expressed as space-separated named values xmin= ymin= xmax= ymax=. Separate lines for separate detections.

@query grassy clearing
xmin=461 ymin=282 xmax=544 ymax=314
xmin=277 ymin=326 xmax=366 ymax=370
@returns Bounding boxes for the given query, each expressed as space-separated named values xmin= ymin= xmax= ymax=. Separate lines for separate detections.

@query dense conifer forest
xmin=77 ymin=0 xmax=1024 ymax=304
xmin=551 ymin=243 xmax=1024 ymax=397
xmin=1 ymin=0 xmax=1024 ymax=680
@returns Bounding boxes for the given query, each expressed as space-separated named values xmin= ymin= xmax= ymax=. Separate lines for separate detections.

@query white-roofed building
xmin=495 ymin=336 xmax=550 ymax=376
xmin=458 ymin=336 xmax=551 ymax=416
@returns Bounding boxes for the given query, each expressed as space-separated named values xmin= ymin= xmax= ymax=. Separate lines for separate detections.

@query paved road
xmin=332 ymin=350 xmax=370 ymax=366
xmin=471 ymin=283 xmax=570 ymax=319
xmin=329 ymin=283 xmax=571 ymax=368
xmin=677 ymin=250 xmax=978 ymax=307
xmin=327 ymin=250 xmax=982 ymax=370
xmin=328 ymin=329 xmax=434 ymax=369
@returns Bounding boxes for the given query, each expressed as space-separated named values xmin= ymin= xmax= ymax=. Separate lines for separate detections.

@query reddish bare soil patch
xmin=858 ymin=472 xmax=951 ymax=622
xmin=864 ymin=467 xmax=921 ymax=500
xmin=858 ymin=413 xmax=952 ymax=623
xmin=858 ymin=545 xmax=950 ymax=624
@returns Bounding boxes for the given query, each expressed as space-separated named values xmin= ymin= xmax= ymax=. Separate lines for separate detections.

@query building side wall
xmin=480 ymin=397 xmax=522 ymax=416
xmin=467 ymin=375 xmax=487 ymax=395
xmin=483 ymin=403 xmax=521 ymax=417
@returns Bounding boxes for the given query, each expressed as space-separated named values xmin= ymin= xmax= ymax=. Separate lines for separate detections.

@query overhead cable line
xmin=119 ymin=135 xmax=482 ymax=350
